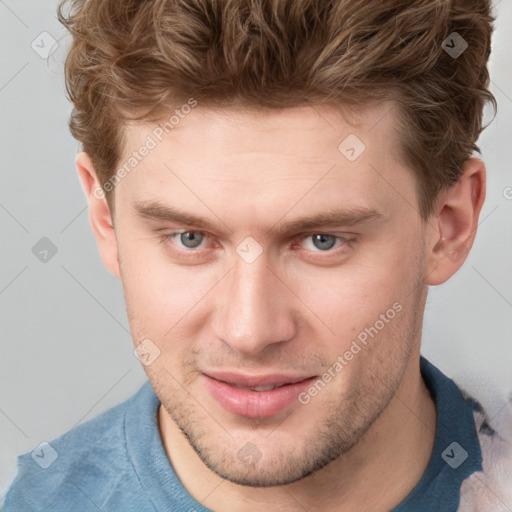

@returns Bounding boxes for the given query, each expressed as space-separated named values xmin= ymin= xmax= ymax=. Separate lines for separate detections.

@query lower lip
xmin=202 ymin=375 xmax=316 ymax=418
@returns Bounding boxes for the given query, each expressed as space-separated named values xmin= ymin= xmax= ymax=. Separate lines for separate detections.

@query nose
xmin=213 ymin=248 xmax=297 ymax=356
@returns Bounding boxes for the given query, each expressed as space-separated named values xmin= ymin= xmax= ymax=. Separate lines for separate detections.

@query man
xmin=3 ymin=0 xmax=511 ymax=510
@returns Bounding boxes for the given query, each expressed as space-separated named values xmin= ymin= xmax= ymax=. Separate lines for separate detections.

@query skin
xmin=77 ymin=102 xmax=486 ymax=511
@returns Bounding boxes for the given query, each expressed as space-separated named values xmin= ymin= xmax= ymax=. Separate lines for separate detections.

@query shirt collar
xmin=392 ymin=355 xmax=483 ymax=511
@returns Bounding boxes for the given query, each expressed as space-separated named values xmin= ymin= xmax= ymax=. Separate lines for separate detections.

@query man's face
xmin=113 ymin=103 xmax=429 ymax=486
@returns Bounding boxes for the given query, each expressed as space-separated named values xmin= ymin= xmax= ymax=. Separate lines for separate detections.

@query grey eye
xmin=179 ymin=231 xmax=205 ymax=249
xmin=310 ymin=234 xmax=337 ymax=251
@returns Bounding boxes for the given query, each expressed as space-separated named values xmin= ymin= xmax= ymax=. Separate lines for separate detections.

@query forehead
xmin=122 ymin=101 xmax=400 ymax=161
xmin=115 ymin=102 xmax=417 ymax=228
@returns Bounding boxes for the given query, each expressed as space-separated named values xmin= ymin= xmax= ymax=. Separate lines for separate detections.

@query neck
xmin=158 ymin=357 xmax=437 ymax=512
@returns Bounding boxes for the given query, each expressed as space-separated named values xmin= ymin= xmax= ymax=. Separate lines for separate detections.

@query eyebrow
xmin=133 ymin=200 xmax=385 ymax=236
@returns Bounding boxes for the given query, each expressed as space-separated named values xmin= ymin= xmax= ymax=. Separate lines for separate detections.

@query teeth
xmin=250 ymin=385 xmax=276 ymax=391
xmin=231 ymin=383 xmax=282 ymax=391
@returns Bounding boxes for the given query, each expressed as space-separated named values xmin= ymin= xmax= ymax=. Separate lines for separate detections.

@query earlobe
xmin=76 ymin=152 xmax=120 ymax=278
xmin=424 ymin=158 xmax=486 ymax=286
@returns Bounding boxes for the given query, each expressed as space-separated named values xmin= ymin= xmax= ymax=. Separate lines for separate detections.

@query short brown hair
xmin=58 ymin=0 xmax=497 ymax=221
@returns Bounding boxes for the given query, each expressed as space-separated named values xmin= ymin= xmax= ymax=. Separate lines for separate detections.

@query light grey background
xmin=1 ymin=0 xmax=511 ymax=500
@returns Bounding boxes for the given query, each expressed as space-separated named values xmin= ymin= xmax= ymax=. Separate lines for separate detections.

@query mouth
xmin=201 ymin=372 xmax=317 ymax=418
xmin=229 ymin=383 xmax=288 ymax=391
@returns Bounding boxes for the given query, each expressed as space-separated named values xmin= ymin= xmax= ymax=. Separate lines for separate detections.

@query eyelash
xmin=160 ymin=230 xmax=354 ymax=261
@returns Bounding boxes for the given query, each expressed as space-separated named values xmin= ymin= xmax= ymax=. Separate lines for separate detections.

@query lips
xmin=202 ymin=371 xmax=317 ymax=418
xmin=204 ymin=371 xmax=313 ymax=388
xmin=230 ymin=383 xmax=285 ymax=391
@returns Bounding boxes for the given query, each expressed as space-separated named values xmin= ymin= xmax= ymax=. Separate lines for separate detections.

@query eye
xmin=167 ymin=231 xmax=208 ymax=251
xmin=303 ymin=234 xmax=338 ymax=251
xmin=161 ymin=230 xmax=354 ymax=261
xmin=298 ymin=233 xmax=352 ymax=252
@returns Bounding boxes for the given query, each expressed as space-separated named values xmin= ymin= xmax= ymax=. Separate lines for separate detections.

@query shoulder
xmin=457 ymin=387 xmax=512 ymax=512
xmin=2 ymin=382 xmax=150 ymax=512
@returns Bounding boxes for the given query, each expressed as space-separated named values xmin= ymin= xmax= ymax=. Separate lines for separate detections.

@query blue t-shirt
xmin=3 ymin=356 xmax=482 ymax=511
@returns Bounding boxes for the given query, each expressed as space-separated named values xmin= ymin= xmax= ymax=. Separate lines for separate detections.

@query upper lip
xmin=203 ymin=371 xmax=315 ymax=387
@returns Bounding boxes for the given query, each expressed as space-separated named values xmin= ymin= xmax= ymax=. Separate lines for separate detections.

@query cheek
xmin=290 ymin=259 xmax=404 ymax=331
xmin=288 ymin=243 xmax=419 ymax=361
xmin=119 ymin=243 xmax=185 ymax=333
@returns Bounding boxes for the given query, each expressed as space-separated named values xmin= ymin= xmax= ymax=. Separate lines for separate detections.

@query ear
xmin=76 ymin=152 xmax=120 ymax=278
xmin=424 ymin=157 xmax=486 ymax=285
